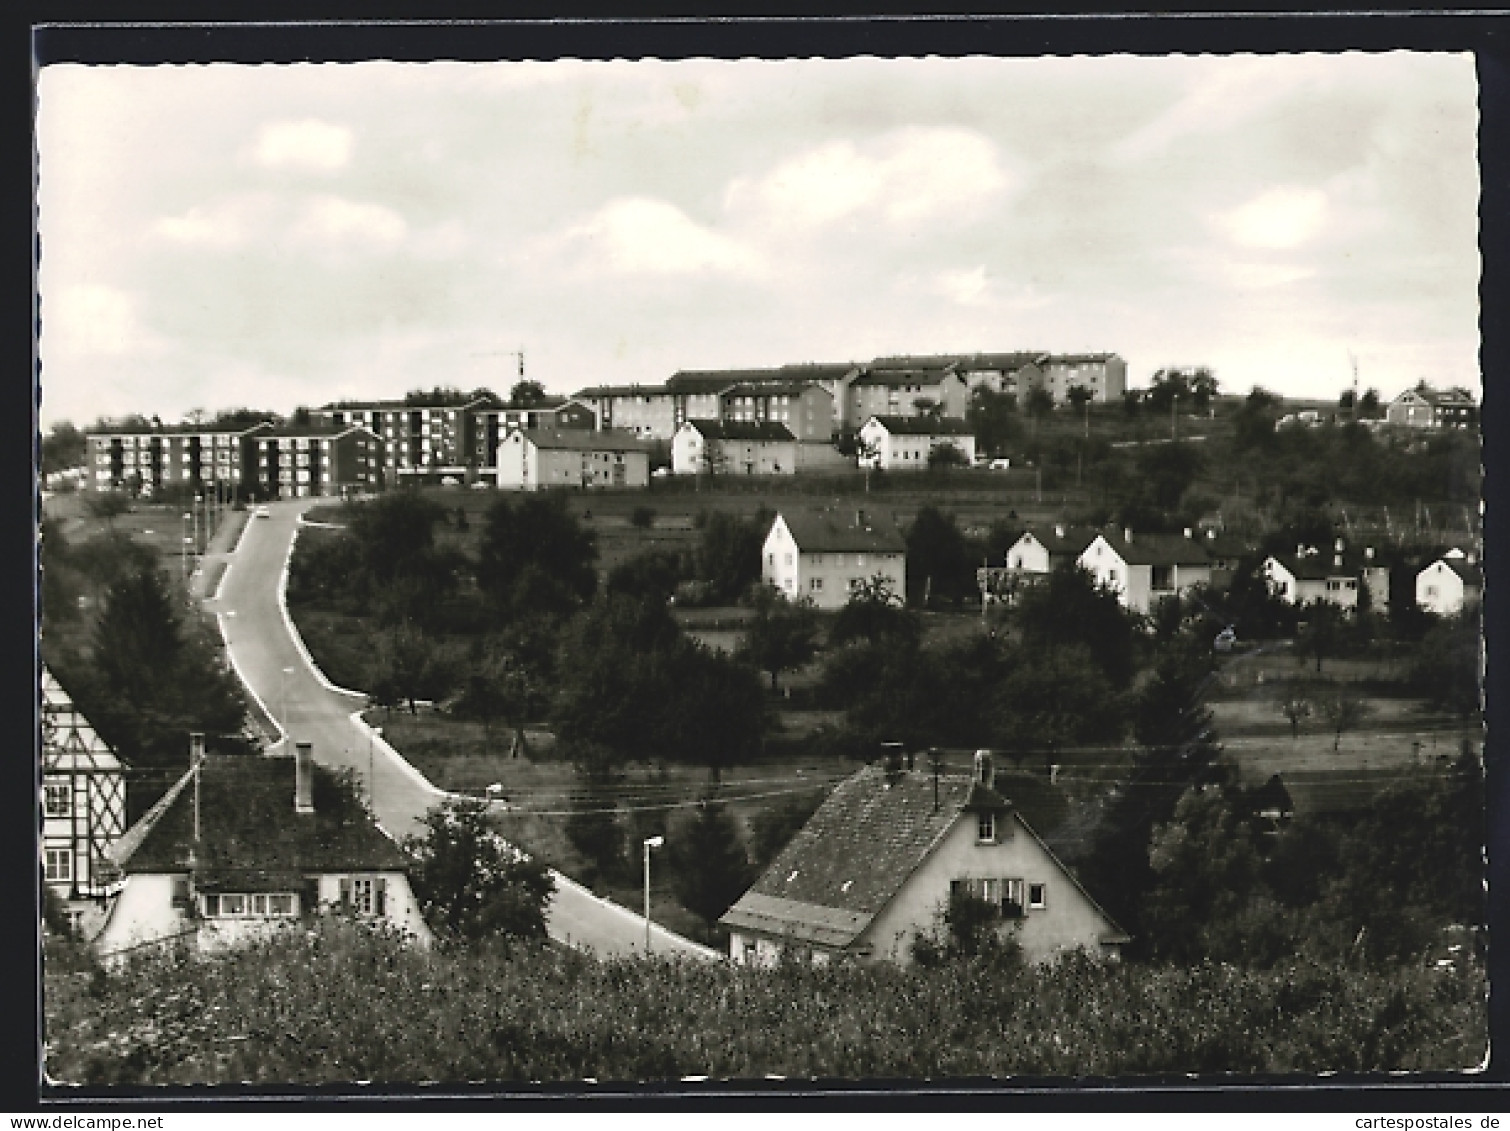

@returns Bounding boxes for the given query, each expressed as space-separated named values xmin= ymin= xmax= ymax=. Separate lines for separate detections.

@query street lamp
xmin=281 ymin=666 xmax=295 ymax=750
xmin=369 ymin=725 xmax=383 ymax=804
xmin=181 ymin=512 xmax=192 ymax=580
xmin=643 ymin=835 xmax=665 ymax=953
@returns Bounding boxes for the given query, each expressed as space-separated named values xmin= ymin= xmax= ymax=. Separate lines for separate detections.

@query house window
xmin=343 ymin=876 xmax=389 ymax=916
xmin=171 ymin=878 xmax=190 ymax=909
xmin=977 ymin=812 xmax=996 ymax=843
xmin=1028 ymin=883 xmax=1047 ymax=909
xmin=43 ymin=781 xmax=71 ymax=818
xmin=811 ymin=578 xmax=823 ymax=592
xmin=1108 ymin=569 xmax=1119 ymax=584
xmin=44 ymin=848 xmax=71 ymax=882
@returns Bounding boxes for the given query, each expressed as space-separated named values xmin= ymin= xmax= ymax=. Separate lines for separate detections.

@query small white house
xmin=96 ymin=742 xmax=432 ymax=960
xmin=671 ymin=420 xmax=797 ymax=477
xmin=1078 ymin=529 xmax=1212 ymax=614
xmin=496 ymin=427 xmax=650 ymax=491
xmin=1416 ymin=550 xmax=1482 ymax=616
xmin=857 ymin=415 xmax=977 ymax=471
xmin=42 ymin=667 xmax=126 ymax=904
xmin=1262 ymin=541 xmax=1391 ymax=613
xmin=762 ymin=509 xmax=907 ymax=610
xmin=1003 ymin=524 xmax=1098 ymax=574
xmin=721 ymin=752 xmax=1128 ymax=967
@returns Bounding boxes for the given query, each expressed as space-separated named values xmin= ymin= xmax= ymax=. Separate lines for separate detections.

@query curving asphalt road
xmin=206 ymin=498 xmax=716 ymax=961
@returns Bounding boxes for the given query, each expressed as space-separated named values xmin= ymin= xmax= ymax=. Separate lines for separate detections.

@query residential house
xmin=845 ymin=366 xmax=968 ymax=431
xmin=96 ymin=742 xmax=432 ymax=959
xmin=1385 ymin=385 xmax=1479 ymax=431
xmin=313 ymin=392 xmax=499 ymax=484
xmin=496 ymin=427 xmax=651 ymax=491
xmin=1262 ymin=541 xmax=1391 ymax=613
xmin=247 ymin=424 xmax=385 ymax=499
xmin=856 ymin=415 xmax=977 ymax=470
xmin=1077 ymin=529 xmax=1213 ymax=614
xmin=1196 ymin=529 xmax=1258 ymax=592
xmin=1416 ymin=549 xmax=1482 ymax=616
xmin=1038 ymin=353 xmax=1128 ymax=404
xmin=1003 ymin=524 xmax=1099 ymax=574
xmin=762 ymin=508 xmax=907 ymax=610
xmin=718 ymin=382 xmax=835 ymax=442
xmin=671 ymin=420 xmax=798 ymax=477
xmin=471 ymin=398 xmax=597 ymax=485
xmin=720 ymin=752 xmax=1129 ymax=966
xmin=42 ymin=667 xmax=127 ymax=903
xmin=85 ymin=422 xmax=273 ymax=498
xmin=872 ymin=353 xmax=1049 ymax=400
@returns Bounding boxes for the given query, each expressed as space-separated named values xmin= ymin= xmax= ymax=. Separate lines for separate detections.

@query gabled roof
xmin=1198 ymin=531 xmax=1258 ymax=560
xmin=1391 ymin=385 xmax=1476 ymax=408
xmin=1015 ymin=524 xmax=1098 ymax=558
xmin=723 ymin=765 xmax=980 ymax=946
xmin=1424 ymin=556 xmax=1483 ymax=587
xmin=684 ymin=420 xmax=796 ymax=442
xmin=1043 ymin=353 xmax=1121 ymax=366
xmin=42 ymin=667 xmax=122 ymax=773
xmin=851 ymin=369 xmax=963 ymax=388
xmin=862 ymin=415 xmax=973 ymax=436
xmin=1093 ymin=531 xmax=1211 ymax=567
xmin=518 ymin=427 xmax=650 ymax=453
xmin=1266 ymin=548 xmax=1380 ymax=581
xmin=574 ymin=384 xmax=673 ymax=399
xmin=89 ymin=421 xmax=275 ymax=438
xmin=666 ymin=369 xmax=787 ymax=393
xmin=955 ymin=352 xmax=1049 ymax=371
xmin=722 ymin=763 xmax=1126 ymax=949
xmin=775 ymin=508 xmax=907 ymax=554
xmin=479 ymin=395 xmax=568 ymax=413
xmin=117 ymin=755 xmax=406 ymax=890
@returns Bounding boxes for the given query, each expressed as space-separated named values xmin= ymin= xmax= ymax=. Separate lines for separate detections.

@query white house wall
xmin=1417 ymin=562 xmax=1468 ymax=616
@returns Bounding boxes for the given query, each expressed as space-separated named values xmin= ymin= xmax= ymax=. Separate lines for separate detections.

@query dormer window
xmin=977 ymin=812 xmax=996 ymax=843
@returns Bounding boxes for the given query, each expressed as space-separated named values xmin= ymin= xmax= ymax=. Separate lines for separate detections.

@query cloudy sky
xmin=36 ymin=52 xmax=1479 ymax=429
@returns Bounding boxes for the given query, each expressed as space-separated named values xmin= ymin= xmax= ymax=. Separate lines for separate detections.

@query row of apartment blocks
xmin=83 ymin=350 xmax=1126 ymax=497
xmin=579 ymin=351 xmax=1126 ymax=443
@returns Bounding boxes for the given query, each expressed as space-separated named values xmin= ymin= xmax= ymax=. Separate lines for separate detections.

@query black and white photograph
xmin=35 ymin=26 xmax=1491 ymax=1093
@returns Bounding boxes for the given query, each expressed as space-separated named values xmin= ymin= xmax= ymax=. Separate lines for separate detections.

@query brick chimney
xmin=1123 ymin=527 xmax=1133 ymax=545
xmin=1183 ymin=527 xmax=1193 ymax=540
xmin=973 ymin=749 xmax=994 ymax=790
xmin=1055 ymin=522 xmax=1066 ymax=539
xmin=295 ymin=741 xmax=315 ymax=815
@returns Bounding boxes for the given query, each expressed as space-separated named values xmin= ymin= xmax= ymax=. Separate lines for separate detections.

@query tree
xmin=606 ymin=548 xmax=683 ymax=604
xmin=477 ymin=495 xmax=598 ymax=618
xmin=1278 ymin=687 xmax=1313 ymax=740
xmin=747 ymin=788 xmax=826 ymax=869
xmin=692 ymin=509 xmax=769 ymax=604
xmin=828 ymin=574 xmax=917 ymax=648
xmin=1013 ymin=564 xmax=1138 ymax=689
xmin=738 ymin=589 xmax=819 ymax=692
xmin=1024 ymin=386 xmax=1054 ymax=435
xmin=1359 ymin=388 xmax=1381 ymax=417
xmin=993 ymin=644 xmax=1125 ymax=774
xmin=966 ymin=387 xmax=1020 ymax=456
xmin=42 ymin=421 xmax=86 ymax=475
xmin=1408 ymin=613 xmax=1481 ymax=720
xmin=927 ymin=441 xmax=968 ymax=473
xmin=667 ymin=799 xmax=754 ymax=925
xmin=84 ymin=491 xmax=132 ymax=529
xmin=905 ymin=506 xmax=974 ymax=606
xmin=509 ymin=379 xmax=547 ymax=407
xmin=1314 ymin=682 xmax=1372 ymax=752
xmin=347 ymin=491 xmax=450 ymax=587
xmin=565 ymin=758 xmax=628 ymax=884
xmin=1297 ymin=600 xmax=1342 ymax=673
xmin=403 ymin=799 xmax=555 ymax=940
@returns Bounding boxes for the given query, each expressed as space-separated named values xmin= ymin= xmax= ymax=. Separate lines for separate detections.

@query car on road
xmin=989 ymin=458 xmax=1012 ymax=471
xmin=255 ymin=505 xmax=271 ymax=518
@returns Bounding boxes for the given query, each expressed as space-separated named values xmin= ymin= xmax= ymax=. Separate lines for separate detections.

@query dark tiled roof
xmin=521 ymin=427 xmax=650 ymax=452
xmin=574 ymin=385 xmax=672 ymax=399
xmin=89 ymin=422 xmax=274 ymax=438
xmin=851 ymin=369 xmax=961 ymax=388
xmin=777 ymin=363 xmax=864 ymax=380
xmin=957 ymin=352 xmax=1048 ymax=371
xmin=1018 ymin=524 xmax=1099 ymax=558
xmin=262 ymin=424 xmax=377 ymax=439
xmin=1198 ymin=532 xmax=1259 ymax=561
xmin=1266 ymin=549 xmax=1381 ymax=581
xmin=867 ymin=356 xmax=963 ymax=372
xmin=776 ymin=508 xmax=907 ymax=554
xmin=685 ymin=420 xmax=796 ymax=442
xmin=737 ymin=765 xmax=989 ymax=928
xmin=1042 ymin=353 xmax=1120 ymax=366
xmin=1097 ymin=531 xmax=1211 ymax=567
xmin=863 ymin=415 xmax=973 ymax=436
xmin=721 ymin=382 xmax=831 ymax=400
xmin=120 ymin=755 xmax=406 ymax=890
xmin=667 ymin=370 xmax=781 ymax=393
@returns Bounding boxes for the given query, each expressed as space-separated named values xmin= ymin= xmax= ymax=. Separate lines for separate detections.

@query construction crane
xmin=1348 ymin=351 xmax=1359 ymax=422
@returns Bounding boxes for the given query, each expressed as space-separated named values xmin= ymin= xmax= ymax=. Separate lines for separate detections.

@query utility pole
xmin=1349 ymin=351 xmax=1360 ymax=422
xmin=928 ymin=748 xmax=942 ymax=812
xmin=1171 ymin=393 xmax=1178 ymax=442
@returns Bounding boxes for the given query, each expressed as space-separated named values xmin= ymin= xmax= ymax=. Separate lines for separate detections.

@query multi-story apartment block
xmin=844 ymin=366 xmax=968 ymax=430
xmin=247 ymin=424 xmax=385 ymax=499
xmin=870 ymin=353 xmax=1049 ymax=400
xmin=85 ymin=422 xmax=273 ymax=497
xmin=1037 ymin=353 xmax=1127 ymax=403
xmin=313 ymin=393 xmax=500 ymax=484
xmin=574 ymin=385 xmax=681 ymax=441
xmin=718 ymin=382 xmax=835 ymax=442
xmin=471 ymin=397 xmax=597 ymax=484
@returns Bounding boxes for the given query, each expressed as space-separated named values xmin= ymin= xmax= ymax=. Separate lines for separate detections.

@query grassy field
xmin=45 ymin=919 xmax=1487 ymax=1084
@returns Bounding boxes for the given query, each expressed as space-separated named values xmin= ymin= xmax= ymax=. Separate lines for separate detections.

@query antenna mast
xmin=1349 ymin=351 xmax=1359 ymax=421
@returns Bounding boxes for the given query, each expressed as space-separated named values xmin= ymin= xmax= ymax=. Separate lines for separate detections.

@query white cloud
xmin=1214 ymin=187 xmax=1329 ymax=251
xmin=288 ymin=195 xmax=408 ymax=249
xmin=150 ymin=193 xmax=275 ymax=250
xmin=246 ymin=118 xmax=354 ymax=173
xmin=44 ymin=284 xmax=169 ymax=359
xmin=934 ymin=266 xmax=993 ymax=307
xmin=553 ymin=197 xmax=763 ymax=277
xmin=725 ymin=127 xmax=1012 ymax=231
